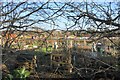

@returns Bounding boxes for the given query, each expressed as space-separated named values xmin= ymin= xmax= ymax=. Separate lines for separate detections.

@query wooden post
xmin=84 ymin=39 xmax=86 ymax=46
xmin=67 ymin=50 xmax=73 ymax=73
xmin=0 ymin=45 xmax=2 ymax=79
xmin=70 ymin=40 xmax=73 ymax=48
xmin=50 ymin=54 xmax=52 ymax=69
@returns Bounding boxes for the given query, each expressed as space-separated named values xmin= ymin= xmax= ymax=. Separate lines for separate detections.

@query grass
xmin=41 ymin=47 xmax=53 ymax=53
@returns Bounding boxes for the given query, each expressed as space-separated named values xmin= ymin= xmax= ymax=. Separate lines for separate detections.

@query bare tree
xmin=63 ymin=2 xmax=120 ymax=49
xmin=0 ymin=1 xmax=66 ymax=49
xmin=61 ymin=2 xmax=120 ymax=79
xmin=1 ymin=1 xmax=120 ymax=79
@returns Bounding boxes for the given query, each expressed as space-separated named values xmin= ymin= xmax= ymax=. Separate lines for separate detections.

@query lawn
xmin=40 ymin=47 xmax=53 ymax=53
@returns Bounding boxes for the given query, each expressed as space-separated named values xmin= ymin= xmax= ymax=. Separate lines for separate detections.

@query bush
xmin=5 ymin=67 xmax=31 ymax=80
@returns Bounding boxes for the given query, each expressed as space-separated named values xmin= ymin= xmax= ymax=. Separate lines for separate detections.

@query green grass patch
xmin=41 ymin=47 xmax=53 ymax=53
